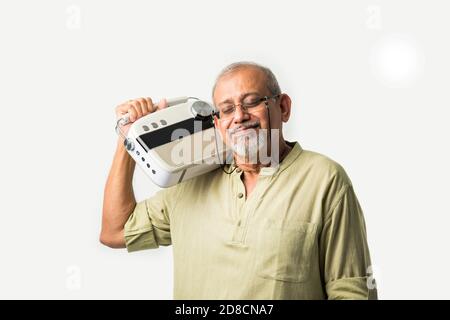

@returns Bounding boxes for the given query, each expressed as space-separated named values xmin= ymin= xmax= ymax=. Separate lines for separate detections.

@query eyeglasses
xmin=214 ymin=94 xmax=280 ymax=120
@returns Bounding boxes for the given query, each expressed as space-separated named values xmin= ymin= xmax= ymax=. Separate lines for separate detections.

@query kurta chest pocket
xmin=256 ymin=219 xmax=317 ymax=283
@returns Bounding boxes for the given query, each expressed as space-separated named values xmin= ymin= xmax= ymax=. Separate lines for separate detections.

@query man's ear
xmin=279 ymin=94 xmax=292 ymax=122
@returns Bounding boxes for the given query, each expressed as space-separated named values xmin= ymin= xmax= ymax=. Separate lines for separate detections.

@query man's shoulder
xmin=289 ymin=147 xmax=356 ymax=216
xmin=292 ymin=147 xmax=352 ymax=188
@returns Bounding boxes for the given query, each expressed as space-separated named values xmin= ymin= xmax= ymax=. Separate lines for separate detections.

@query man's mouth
xmin=228 ymin=121 xmax=260 ymax=136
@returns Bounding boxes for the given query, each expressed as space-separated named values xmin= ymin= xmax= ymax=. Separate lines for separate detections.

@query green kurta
xmin=124 ymin=142 xmax=377 ymax=299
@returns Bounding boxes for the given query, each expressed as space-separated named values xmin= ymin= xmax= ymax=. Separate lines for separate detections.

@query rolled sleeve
xmin=124 ymin=201 xmax=159 ymax=252
xmin=326 ymin=277 xmax=377 ymax=300
xmin=124 ymin=184 xmax=181 ymax=253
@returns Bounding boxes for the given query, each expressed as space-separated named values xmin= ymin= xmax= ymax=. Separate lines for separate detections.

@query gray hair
xmin=212 ymin=61 xmax=281 ymax=101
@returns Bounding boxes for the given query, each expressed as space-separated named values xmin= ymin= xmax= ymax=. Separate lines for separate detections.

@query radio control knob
xmin=191 ymin=101 xmax=214 ymax=120
xmin=124 ymin=139 xmax=135 ymax=151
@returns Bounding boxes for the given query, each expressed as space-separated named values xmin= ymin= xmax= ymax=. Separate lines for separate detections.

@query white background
xmin=0 ymin=0 xmax=449 ymax=299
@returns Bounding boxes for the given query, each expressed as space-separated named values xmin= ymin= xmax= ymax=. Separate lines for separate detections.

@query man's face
xmin=213 ymin=67 xmax=282 ymax=160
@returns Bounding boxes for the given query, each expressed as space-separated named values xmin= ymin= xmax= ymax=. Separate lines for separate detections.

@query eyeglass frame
xmin=213 ymin=94 xmax=281 ymax=119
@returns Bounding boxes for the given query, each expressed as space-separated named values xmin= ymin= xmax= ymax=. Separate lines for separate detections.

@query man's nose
xmin=233 ymin=105 xmax=250 ymax=123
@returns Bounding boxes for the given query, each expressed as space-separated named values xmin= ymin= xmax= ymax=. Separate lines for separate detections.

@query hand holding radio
xmin=115 ymin=97 xmax=169 ymax=136
xmin=114 ymin=96 xmax=230 ymax=187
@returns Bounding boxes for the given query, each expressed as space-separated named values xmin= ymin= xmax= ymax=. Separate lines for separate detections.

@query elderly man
xmin=101 ymin=62 xmax=377 ymax=300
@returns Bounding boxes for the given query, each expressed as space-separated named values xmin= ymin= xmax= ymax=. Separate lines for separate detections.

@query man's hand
xmin=115 ymin=97 xmax=168 ymax=136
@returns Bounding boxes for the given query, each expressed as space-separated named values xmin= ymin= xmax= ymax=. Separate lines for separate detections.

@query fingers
xmin=127 ymin=106 xmax=138 ymax=123
xmin=115 ymin=102 xmax=131 ymax=118
xmin=158 ymin=98 xmax=168 ymax=110
xmin=115 ymin=97 xmax=160 ymax=123
xmin=136 ymin=97 xmax=153 ymax=116
xmin=144 ymin=97 xmax=155 ymax=113
xmin=130 ymin=101 xmax=143 ymax=121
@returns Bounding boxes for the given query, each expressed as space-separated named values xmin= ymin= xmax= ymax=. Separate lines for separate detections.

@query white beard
xmin=229 ymin=128 xmax=268 ymax=163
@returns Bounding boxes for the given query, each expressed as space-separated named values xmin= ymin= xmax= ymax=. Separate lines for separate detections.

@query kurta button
xmin=238 ymin=192 xmax=244 ymax=199
xmin=236 ymin=168 xmax=242 ymax=173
